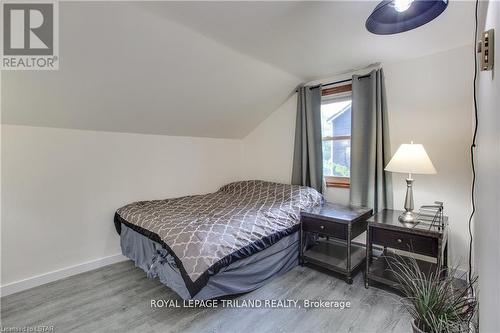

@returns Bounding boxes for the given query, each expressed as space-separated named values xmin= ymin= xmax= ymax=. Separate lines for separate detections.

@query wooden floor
xmin=1 ymin=261 xmax=411 ymax=333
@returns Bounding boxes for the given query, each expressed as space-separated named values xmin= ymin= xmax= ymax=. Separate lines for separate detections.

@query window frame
xmin=321 ymin=83 xmax=352 ymax=188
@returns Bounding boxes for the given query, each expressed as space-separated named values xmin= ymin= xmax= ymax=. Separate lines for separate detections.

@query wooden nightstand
xmin=300 ymin=203 xmax=372 ymax=284
xmin=365 ymin=209 xmax=448 ymax=290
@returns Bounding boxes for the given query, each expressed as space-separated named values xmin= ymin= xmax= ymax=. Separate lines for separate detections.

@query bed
xmin=114 ymin=180 xmax=323 ymax=299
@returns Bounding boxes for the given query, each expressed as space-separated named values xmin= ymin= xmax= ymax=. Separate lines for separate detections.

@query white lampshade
xmin=385 ymin=143 xmax=437 ymax=174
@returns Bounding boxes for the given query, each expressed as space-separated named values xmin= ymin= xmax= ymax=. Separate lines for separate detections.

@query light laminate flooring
xmin=1 ymin=261 xmax=410 ymax=333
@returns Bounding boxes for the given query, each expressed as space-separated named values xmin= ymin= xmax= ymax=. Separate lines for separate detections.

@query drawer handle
xmin=397 ymin=238 xmax=403 ymax=243
xmin=320 ymin=225 xmax=325 ymax=230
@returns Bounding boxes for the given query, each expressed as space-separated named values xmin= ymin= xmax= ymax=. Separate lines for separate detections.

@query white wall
xmin=475 ymin=1 xmax=500 ymax=332
xmin=242 ymin=94 xmax=296 ymax=185
xmin=384 ymin=46 xmax=473 ymax=271
xmin=243 ymin=45 xmax=473 ymax=270
xmin=1 ymin=125 xmax=242 ymax=291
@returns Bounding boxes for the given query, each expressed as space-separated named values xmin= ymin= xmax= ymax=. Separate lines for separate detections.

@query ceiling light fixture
xmin=393 ymin=0 xmax=414 ymax=12
xmin=366 ymin=0 xmax=448 ymax=35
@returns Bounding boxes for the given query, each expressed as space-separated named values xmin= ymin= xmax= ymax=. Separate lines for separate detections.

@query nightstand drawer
xmin=302 ymin=216 xmax=347 ymax=239
xmin=370 ymin=227 xmax=438 ymax=257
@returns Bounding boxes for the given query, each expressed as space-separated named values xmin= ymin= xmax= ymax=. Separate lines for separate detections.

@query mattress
xmin=114 ymin=180 xmax=323 ymax=297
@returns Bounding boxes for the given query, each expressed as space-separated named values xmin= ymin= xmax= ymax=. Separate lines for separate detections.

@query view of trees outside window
xmin=321 ymin=100 xmax=352 ymax=178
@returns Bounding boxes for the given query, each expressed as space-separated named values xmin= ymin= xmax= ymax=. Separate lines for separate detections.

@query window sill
xmin=325 ymin=177 xmax=350 ymax=189
xmin=326 ymin=182 xmax=350 ymax=189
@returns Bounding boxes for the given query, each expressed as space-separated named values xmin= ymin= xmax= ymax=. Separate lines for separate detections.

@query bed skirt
xmin=120 ymin=223 xmax=299 ymax=300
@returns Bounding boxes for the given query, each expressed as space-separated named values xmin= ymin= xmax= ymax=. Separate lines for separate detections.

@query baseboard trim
xmin=0 ymin=253 xmax=128 ymax=297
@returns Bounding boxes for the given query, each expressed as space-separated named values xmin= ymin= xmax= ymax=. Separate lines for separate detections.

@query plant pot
xmin=411 ymin=320 xmax=426 ymax=333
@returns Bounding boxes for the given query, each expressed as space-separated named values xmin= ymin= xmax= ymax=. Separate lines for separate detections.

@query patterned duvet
xmin=115 ymin=180 xmax=323 ymax=296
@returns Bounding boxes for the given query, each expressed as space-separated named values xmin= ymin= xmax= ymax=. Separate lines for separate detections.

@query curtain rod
xmin=307 ymin=73 xmax=372 ymax=90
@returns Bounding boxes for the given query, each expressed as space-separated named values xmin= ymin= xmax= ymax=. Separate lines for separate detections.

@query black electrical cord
xmin=468 ymin=0 xmax=479 ymax=290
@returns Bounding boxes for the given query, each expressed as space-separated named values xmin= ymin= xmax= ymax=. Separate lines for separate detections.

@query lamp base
xmin=398 ymin=211 xmax=418 ymax=225
xmin=399 ymin=175 xmax=418 ymax=226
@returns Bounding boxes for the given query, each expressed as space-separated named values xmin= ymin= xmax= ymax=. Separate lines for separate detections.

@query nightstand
xmin=300 ymin=203 xmax=372 ymax=284
xmin=365 ymin=209 xmax=448 ymax=290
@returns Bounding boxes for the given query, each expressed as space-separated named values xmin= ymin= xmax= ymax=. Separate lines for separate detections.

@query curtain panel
xmin=291 ymin=86 xmax=323 ymax=193
xmin=350 ymin=69 xmax=393 ymax=212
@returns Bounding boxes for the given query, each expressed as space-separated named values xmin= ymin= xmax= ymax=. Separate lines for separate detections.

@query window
xmin=321 ymin=84 xmax=352 ymax=188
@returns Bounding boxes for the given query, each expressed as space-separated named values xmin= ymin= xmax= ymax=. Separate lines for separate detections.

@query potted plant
xmin=388 ymin=255 xmax=477 ymax=333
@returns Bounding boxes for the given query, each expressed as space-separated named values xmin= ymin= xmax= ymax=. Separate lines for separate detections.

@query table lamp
xmin=385 ymin=142 xmax=437 ymax=224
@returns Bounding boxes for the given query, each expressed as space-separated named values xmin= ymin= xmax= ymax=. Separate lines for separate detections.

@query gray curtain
xmin=291 ymin=86 xmax=323 ymax=193
xmin=350 ymin=69 xmax=393 ymax=212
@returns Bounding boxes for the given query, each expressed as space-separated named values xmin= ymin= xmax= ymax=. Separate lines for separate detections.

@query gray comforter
xmin=115 ymin=180 xmax=323 ymax=291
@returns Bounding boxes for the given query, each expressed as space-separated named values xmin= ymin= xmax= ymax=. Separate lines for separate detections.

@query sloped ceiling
xmin=1 ymin=1 xmax=474 ymax=138
xmin=156 ymin=1 xmax=474 ymax=80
